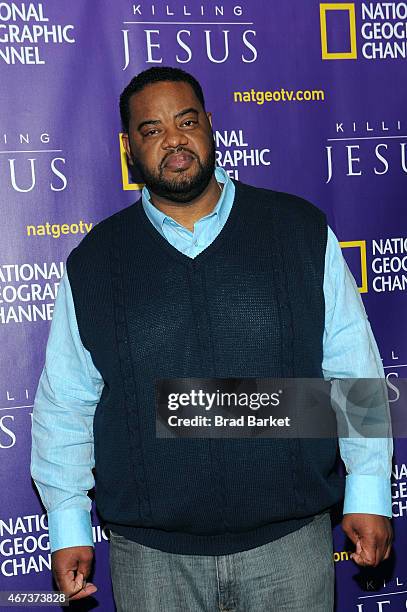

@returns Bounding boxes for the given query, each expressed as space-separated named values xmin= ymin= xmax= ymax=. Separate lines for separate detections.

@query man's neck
xmin=148 ymin=175 xmax=222 ymax=232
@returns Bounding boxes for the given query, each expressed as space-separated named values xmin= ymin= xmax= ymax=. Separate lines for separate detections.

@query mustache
xmin=160 ymin=146 xmax=198 ymax=169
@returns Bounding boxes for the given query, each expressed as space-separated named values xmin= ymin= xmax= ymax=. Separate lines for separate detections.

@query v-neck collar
xmin=134 ymin=179 xmax=242 ymax=268
xmin=141 ymin=166 xmax=233 ymax=237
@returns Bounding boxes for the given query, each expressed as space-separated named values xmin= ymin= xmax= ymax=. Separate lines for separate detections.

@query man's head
xmin=120 ymin=67 xmax=216 ymax=203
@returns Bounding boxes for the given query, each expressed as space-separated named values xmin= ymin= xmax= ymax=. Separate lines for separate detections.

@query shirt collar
xmin=141 ymin=167 xmax=232 ymax=234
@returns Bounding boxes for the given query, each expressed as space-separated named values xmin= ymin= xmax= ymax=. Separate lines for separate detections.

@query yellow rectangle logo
xmin=119 ymin=133 xmax=144 ymax=191
xmin=340 ymin=240 xmax=368 ymax=293
xmin=320 ymin=3 xmax=357 ymax=60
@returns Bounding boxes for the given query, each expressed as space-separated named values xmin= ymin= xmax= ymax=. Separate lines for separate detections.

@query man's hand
xmin=51 ymin=546 xmax=97 ymax=601
xmin=342 ymin=513 xmax=393 ymax=567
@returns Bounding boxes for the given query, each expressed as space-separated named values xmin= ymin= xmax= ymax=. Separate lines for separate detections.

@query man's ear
xmin=206 ymin=112 xmax=212 ymax=128
xmin=121 ymin=132 xmax=133 ymax=166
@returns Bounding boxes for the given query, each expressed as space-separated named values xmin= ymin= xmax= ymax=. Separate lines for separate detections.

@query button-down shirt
xmin=31 ymin=166 xmax=393 ymax=553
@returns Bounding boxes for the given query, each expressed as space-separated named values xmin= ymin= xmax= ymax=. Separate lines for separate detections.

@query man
xmin=31 ymin=67 xmax=393 ymax=611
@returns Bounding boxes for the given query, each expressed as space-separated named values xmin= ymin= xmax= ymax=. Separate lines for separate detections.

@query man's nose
xmin=161 ymin=125 xmax=189 ymax=149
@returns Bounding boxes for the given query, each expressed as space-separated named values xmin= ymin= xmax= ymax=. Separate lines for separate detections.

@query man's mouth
xmin=162 ymin=151 xmax=196 ymax=172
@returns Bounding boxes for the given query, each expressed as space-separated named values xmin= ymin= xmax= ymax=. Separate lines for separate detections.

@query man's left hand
xmin=342 ymin=513 xmax=393 ymax=567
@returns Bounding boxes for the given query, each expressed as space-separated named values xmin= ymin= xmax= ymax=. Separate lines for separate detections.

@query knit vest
xmin=66 ymin=180 xmax=344 ymax=555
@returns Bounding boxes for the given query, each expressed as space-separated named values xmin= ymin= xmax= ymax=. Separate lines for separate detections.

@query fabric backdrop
xmin=0 ymin=1 xmax=406 ymax=610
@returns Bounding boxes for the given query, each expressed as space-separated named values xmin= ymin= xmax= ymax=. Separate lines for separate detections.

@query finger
xmin=366 ymin=526 xmax=393 ymax=566
xmin=382 ymin=538 xmax=393 ymax=562
xmin=69 ymin=582 xmax=98 ymax=601
xmin=77 ymin=556 xmax=93 ymax=581
xmin=56 ymin=569 xmax=79 ymax=597
xmin=74 ymin=570 xmax=85 ymax=590
xmin=58 ymin=570 xmax=88 ymax=599
xmin=350 ymin=537 xmax=377 ymax=567
xmin=350 ymin=550 xmax=371 ymax=567
xmin=359 ymin=537 xmax=378 ymax=566
xmin=375 ymin=538 xmax=389 ymax=564
xmin=67 ymin=571 xmax=87 ymax=600
xmin=350 ymin=552 xmax=369 ymax=566
xmin=350 ymin=540 xmax=368 ymax=566
xmin=383 ymin=543 xmax=392 ymax=561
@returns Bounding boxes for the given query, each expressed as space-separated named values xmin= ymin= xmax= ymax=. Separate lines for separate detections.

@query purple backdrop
xmin=0 ymin=1 xmax=406 ymax=610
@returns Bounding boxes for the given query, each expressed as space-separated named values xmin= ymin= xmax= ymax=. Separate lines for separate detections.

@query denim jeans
xmin=109 ymin=511 xmax=334 ymax=611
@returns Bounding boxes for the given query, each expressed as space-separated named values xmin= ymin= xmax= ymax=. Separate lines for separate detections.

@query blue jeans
xmin=109 ymin=511 xmax=334 ymax=611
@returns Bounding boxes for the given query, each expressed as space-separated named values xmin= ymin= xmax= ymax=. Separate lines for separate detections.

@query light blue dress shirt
xmin=31 ymin=167 xmax=393 ymax=553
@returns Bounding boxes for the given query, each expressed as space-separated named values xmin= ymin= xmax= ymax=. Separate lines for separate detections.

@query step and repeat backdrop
xmin=0 ymin=1 xmax=406 ymax=610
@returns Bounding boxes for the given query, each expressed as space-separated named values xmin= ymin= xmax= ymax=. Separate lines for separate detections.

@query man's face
xmin=122 ymin=81 xmax=216 ymax=203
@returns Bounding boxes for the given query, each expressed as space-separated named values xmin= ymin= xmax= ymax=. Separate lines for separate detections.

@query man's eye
xmin=143 ymin=129 xmax=158 ymax=137
xmin=182 ymin=120 xmax=197 ymax=127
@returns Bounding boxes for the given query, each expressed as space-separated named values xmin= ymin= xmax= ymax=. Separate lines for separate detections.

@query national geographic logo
xmin=320 ymin=3 xmax=357 ymax=59
xmin=340 ymin=240 xmax=368 ymax=293
xmin=320 ymin=2 xmax=407 ymax=60
xmin=339 ymin=237 xmax=407 ymax=294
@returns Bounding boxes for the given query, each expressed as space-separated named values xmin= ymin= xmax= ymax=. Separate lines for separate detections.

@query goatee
xmin=132 ymin=140 xmax=216 ymax=203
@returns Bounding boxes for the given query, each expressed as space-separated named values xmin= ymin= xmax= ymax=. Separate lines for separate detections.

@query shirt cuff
xmin=47 ymin=508 xmax=94 ymax=553
xmin=343 ymin=473 xmax=392 ymax=517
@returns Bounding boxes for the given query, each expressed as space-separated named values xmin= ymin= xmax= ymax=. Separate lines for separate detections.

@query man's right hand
xmin=51 ymin=546 xmax=97 ymax=601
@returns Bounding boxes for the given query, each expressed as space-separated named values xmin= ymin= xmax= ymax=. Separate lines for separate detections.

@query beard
xmin=131 ymin=139 xmax=216 ymax=204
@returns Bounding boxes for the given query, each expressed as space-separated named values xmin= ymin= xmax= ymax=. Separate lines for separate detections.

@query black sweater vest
xmin=66 ymin=180 xmax=344 ymax=555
